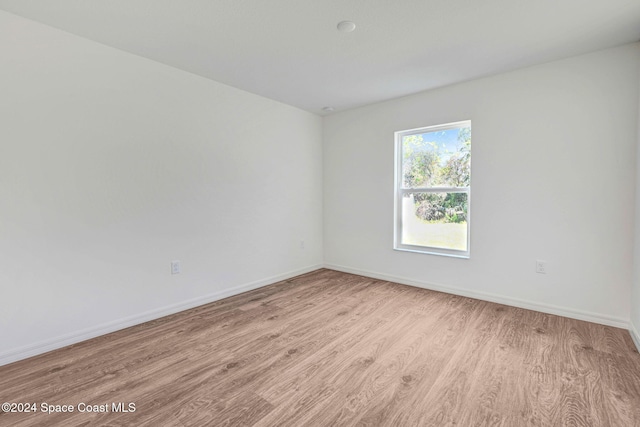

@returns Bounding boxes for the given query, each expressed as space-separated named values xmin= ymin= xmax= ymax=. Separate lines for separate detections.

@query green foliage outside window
xmin=402 ymin=127 xmax=470 ymax=223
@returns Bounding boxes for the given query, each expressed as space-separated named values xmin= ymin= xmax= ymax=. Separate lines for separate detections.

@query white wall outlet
xmin=536 ymin=260 xmax=547 ymax=274
xmin=300 ymin=240 xmax=305 ymax=249
xmin=171 ymin=260 xmax=181 ymax=275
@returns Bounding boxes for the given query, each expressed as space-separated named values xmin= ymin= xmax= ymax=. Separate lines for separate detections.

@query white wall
xmin=0 ymin=11 xmax=323 ymax=364
xmin=632 ymin=63 xmax=640 ymax=350
xmin=324 ymin=44 xmax=640 ymax=327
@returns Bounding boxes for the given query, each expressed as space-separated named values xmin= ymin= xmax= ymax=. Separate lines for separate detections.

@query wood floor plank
xmin=1 ymin=269 xmax=639 ymax=426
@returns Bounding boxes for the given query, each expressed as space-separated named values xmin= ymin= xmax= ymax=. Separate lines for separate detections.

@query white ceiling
xmin=1 ymin=0 xmax=640 ymax=115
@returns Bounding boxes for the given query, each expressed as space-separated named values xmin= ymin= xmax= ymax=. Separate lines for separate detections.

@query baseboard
xmin=324 ymin=263 xmax=629 ymax=329
xmin=630 ymin=321 xmax=640 ymax=353
xmin=0 ymin=264 xmax=323 ymax=367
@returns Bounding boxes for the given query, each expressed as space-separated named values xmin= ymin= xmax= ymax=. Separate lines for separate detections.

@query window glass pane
xmin=401 ymin=192 xmax=468 ymax=251
xmin=401 ymin=126 xmax=470 ymax=188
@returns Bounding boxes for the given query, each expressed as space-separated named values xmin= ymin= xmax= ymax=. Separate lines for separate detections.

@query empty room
xmin=2 ymin=1 xmax=640 ymax=426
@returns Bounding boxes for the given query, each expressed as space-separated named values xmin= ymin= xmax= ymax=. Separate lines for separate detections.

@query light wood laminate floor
xmin=1 ymin=269 xmax=639 ymax=426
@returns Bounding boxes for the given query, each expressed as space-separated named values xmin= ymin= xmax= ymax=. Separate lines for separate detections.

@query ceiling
xmin=1 ymin=0 xmax=640 ymax=115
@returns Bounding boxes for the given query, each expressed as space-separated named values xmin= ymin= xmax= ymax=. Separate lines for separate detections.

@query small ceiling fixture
xmin=322 ymin=107 xmax=335 ymax=113
xmin=337 ymin=21 xmax=356 ymax=33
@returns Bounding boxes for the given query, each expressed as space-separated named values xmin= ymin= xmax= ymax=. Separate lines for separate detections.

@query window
xmin=394 ymin=121 xmax=471 ymax=258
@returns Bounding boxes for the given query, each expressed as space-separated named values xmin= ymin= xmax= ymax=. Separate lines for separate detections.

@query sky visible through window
xmin=404 ymin=128 xmax=463 ymax=166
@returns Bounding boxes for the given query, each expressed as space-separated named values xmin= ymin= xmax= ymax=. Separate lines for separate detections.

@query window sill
xmin=393 ymin=246 xmax=470 ymax=259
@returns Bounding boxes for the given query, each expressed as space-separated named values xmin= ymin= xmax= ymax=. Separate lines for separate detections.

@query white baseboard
xmin=324 ymin=263 xmax=629 ymax=329
xmin=630 ymin=321 xmax=640 ymax=353
xmin=0 ymin=264 xmax=323 ymax=367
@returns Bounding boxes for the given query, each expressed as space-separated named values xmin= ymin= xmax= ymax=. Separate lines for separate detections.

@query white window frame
xmin=394 ymin=120 xmax=471 ymax=258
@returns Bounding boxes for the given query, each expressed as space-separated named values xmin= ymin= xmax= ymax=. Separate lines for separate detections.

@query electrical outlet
xmin=171 ymin=260 xmax=181 ymax=275
xmin=536 ymin=260 xmax=547 ymax=274
xmin=300 ymin=240 xmax=305 ymax=250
